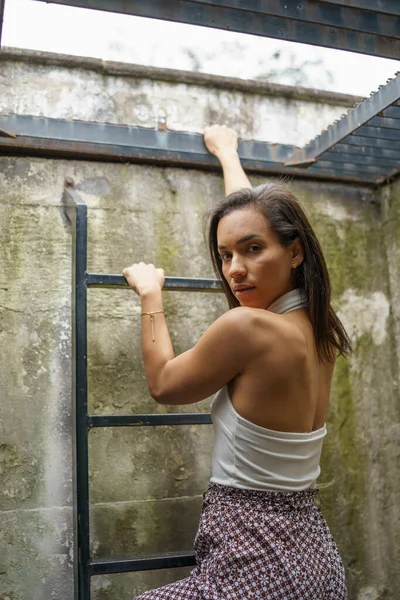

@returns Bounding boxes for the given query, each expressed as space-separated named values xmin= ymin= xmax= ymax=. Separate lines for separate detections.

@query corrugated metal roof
xmin=286 ymin=73 xmax=400 ymax=184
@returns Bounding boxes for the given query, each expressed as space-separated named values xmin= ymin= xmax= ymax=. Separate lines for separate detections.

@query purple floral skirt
xmin=134 ymin=482 xmax=347 ymax=599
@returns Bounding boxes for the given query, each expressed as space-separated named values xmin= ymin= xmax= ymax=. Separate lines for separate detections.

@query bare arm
xmin=122 ymin=263 xmax=265 ymax=405
xmin=204 ymin=124 xmax=251 ymax=195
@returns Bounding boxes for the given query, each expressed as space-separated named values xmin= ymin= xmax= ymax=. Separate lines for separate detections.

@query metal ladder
xmin=63 ymin=178 xmax=222 ymax=599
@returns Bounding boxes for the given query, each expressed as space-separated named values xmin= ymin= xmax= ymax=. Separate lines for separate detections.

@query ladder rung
xmin=86 ymin=273 xmax=222 ymax=292
xmin=88 ymin=413 xmax=212 ymax=427
xmin=89 ymin=552 xmax=196 ymax=574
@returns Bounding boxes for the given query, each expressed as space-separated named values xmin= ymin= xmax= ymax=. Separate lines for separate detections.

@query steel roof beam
xmin=34 ymin=0 xmax=400 ymax=59
xmin=332 ymin=144 xmax=399 ymax=159
xmin=341 ymin=135 xmax=400 ymax=151
xmin=318 ymin=0 xmax=400 ymax=16
xmin=2 ymin=113 xmax=394 ymax=184
xmin=2 ymin=134 xmax=373 ymax=184
xmin=304 ymin=165 xmax=378 ymax=180
xmin=1 ymin=113 xmax=377 ymax=185
xmin=378 ymin=105 xmax=400 ymax=119
xmin=286 ymin=74 xmax=400 ymax=165
xmin=355 ymin=125 xmax=400 ymax=140
xmin=311 ymin=170 xmax=376 ymax=180
xmin=380 ymin=106 xmax=400 ymax=119
xmin=0 ymin=0 xmax=5 ymax=48
xmin=189 ymin=0 xmax=400 ymax=38
xmin=0 ymin=113 xmax=293 ymax=165
xmin=320 ymin=152 xmax=399 ymax=168
xmin=309 ymin=161 xmax=386 ymax=175
xmin=368 ymin=116 xmax=400 ymax=129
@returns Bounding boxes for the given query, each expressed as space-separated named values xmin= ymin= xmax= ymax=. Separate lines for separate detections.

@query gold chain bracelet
xmin=141 ymin=310 xmax=164 ymax=342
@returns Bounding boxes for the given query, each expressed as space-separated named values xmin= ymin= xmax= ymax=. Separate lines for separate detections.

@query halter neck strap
xmin=267 ymin=288 xmax=307 ymax=315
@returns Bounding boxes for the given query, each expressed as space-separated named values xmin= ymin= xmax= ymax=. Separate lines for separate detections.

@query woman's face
xmin=217 ymin=206 xmax=298 ymax=309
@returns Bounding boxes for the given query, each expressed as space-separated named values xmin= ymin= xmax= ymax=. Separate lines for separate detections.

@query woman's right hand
xmin=204 ymin=124 xmax=238 ymax=159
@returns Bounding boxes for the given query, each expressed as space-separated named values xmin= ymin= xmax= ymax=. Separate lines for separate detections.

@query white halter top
xmin=210 ymin=288 xmax=327 ymax=492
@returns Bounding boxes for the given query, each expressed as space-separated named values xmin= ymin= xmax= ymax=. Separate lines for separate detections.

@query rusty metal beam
xmin=286 ymin=74 xmax=400 ymax=166
xmin=34 ymin=0 xmax=400 ymax=59
xmin=0 ymin=0 xmax=5 ymax=48
xmin=0 ymin=113 xmax=379 ymax=185
xmin=318 ymin=0 xmax=400 ymax=15
xmin=188 ymin=0 xmax=400 ymax=38
xmin=0 ymin=113 xmax=292 ymax=166
xmin=340 ymin=134 xmax=400 ymax=151
xmin=330 ymin=143 xmax=399 ymax=160
xmin=0 ymin=128 xmax=16 ymax=138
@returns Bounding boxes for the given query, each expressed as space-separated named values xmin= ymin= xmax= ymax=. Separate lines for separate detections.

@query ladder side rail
xmin=63 ymin=182 xmax=91 ymax=600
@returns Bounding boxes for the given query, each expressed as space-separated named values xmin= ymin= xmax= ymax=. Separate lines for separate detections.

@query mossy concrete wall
xmin=1 ymin=49 xmax=399 ymax=600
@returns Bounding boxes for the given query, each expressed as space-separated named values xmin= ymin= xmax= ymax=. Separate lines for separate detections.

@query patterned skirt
xmin=134 ymin=482 xmax=347 ymax=600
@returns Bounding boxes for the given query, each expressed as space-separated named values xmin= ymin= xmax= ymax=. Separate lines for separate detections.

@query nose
xmin=228 ymin=254 xmax=247 ymax=279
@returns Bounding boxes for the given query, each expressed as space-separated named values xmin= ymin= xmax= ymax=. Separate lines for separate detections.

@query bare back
xmin=229 ymin=308 xmax=335 ymax=434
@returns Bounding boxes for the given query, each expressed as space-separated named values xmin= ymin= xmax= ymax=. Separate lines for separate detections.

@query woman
xmin=123 ymin=125 xmax=351 ymax=599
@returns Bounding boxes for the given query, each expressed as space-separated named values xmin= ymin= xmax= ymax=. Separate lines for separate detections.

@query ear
xmin=291 ymin=237 xmax=304 ymax=266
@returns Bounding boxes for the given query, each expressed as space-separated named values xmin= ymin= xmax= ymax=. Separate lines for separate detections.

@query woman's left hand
xmin=122 ymin=262 xmax=165 ymax=296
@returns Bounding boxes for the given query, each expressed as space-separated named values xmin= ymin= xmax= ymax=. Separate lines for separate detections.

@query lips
xmin=233 ymin=285 xmax=255 ymax=295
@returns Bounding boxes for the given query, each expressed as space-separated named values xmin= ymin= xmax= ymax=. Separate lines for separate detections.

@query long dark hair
xmin=207 ymin=183 xmax=352 ymax=363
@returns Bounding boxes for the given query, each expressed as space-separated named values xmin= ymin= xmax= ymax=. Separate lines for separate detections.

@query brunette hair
xmin=207 ymin=183 xmax=352 ymax=363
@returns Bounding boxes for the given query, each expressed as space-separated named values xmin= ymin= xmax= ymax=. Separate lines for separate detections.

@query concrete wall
xmin=1 ymin=49 xmax=399 ymax=600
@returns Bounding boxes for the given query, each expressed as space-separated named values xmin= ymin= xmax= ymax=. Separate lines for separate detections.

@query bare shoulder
xmin=216 ymin=306 xmax=299 ymax=349
xmin=218 ymin=306 xmax=260 ymax=327
xmin=221 ymin=306 xmax=301 ymax=331
xmin=216 ymin=306 xmax=273 ymax=332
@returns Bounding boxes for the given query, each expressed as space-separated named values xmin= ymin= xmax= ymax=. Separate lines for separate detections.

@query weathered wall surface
xmin=1 ymin=50 xmax=399 ymax=600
